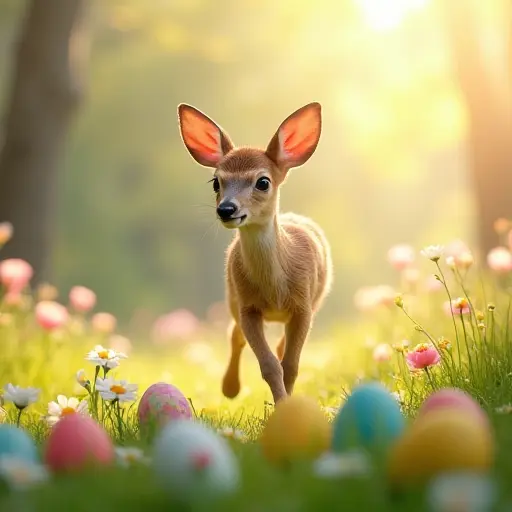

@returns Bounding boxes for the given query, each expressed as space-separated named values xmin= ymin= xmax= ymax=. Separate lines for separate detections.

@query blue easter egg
xmin=0 ymin=425 xmax=38 ymax=462
xmin=332 ymin=382 xmax=405 ymax=452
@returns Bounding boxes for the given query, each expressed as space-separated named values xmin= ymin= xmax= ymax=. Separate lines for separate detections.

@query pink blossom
xmin=69 ymin=286 xmax=97 ymax=313
xmin=354 ymin=285 xmax=396 ymax=312
xmin=0 ymin=258 xmax=33 ymax=294
xmin=91 ymin=312 xmax=117 ymax=334
xmin=373 ymin=343 xmax=393 ymax=362
xmin=445 ymin=239 xmax=471 ymax=259
xmin=109 ymin=334 xmax=132 ymax=355
xmin=35 ymin=301 xmax=69 ymax=331
xmin=387 ymin=244 xmax=415 ymax=271
xmin=152 ymin=308 xmax=199 ymax=344
xmin=443 ymin=298 xmax=471 ymax=316
xmin=487 ymin=246 xmax=512 ymax=273
xmin=406 ymin=343 xmax=441 ymax=370
xmin=0 ymin=222 xmax=13 ymax=246
xmin=425 ymin=275 xmax=443 ymax=293
xmin=402 ymin=267 xmax=420 ymax=284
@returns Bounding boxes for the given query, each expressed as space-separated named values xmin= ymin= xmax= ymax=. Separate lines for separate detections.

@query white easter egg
xmin=152 ymin=419 xmax=239 ymax=503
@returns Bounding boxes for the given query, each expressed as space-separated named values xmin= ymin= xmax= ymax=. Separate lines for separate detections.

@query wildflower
xmin=444 ymin=299 xmax=471 ymax=316
xmin=493 ymin=217 xmax=510 ymax=235
xmin=486 ymin=246 xmax=512 ymax=273
xmin=313 ymin=451 xmax=371 ymax=479
xmin=495 ymin=404 xmax=512 ymax=414
xmin=0 ymin=258 xmax=33 ymax=294
xmin=478 ymin=322 xmax=486 ymax=331
xmin=476 ymin=310 xmax=485 ymax=321
xmin=76 ymin=369 xmax=90 ymax=389
xmin=35 ymin=301 xmax=69 ymax=331
xmin=372 ymin=343 xmax=393 ymax=362
xmin=438 ymin=337 xmax=451 ymax=351
xmin=487 ymin=303 xmax=495 ymax=312
xmin=95 ymin=377 xmax=138 ymax=402
xmin=91 ymin=312 xmax=117 ymax=334
xmin=406 ymin=343 xmax=441 ymax=370
xmin=217 ymin=427 xmax=247 ymax=442
xmin=86 ymin=344 xmax=127 ymax=370
xmin=387 ymin=244 xmax=415 ymax=271
xmin=115 ymin=447 xmax=150 ymax=467
xmin=421 ymin=245 xmax=444 ymax=262
xmin=46 ymin=395 xmax=88 ymax=426
xmin=151 ymin=308 xmax=200 ymax=344
xmin=394 ymin=294 xmax=404 ymax=308
xmin=3 ymin=384 xmax=40 ymax=410
xmin=36 ymin=283 xmax=58 ymax=302
xmin=427 ymin=472 xmax=496 ymax=512
xmin=69 ymin=286 xmax=97 ymax=313
xmin=0 ymin=222 xmax=13 ymax=246
xmin=0 ymin=457 xmax=49 ymax=490
xmin=393 ymin=340 xmax=409 ymax=353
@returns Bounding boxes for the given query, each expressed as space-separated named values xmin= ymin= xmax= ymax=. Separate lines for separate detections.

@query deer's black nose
xmin=217 ymin=202 xmax=238 ymax=220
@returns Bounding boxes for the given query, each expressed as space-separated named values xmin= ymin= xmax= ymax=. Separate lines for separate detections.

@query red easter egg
xmin=44 ymin=414 xmax=114 ymax=472
xmin=418 ymin=388 xmax=489 ymax=425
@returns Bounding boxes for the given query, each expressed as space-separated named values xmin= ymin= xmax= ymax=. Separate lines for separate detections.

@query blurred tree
xmin=0 ymin=0 xmax=88 ymax=283
xmin=438 ymin=0 xmax=512 ymax=256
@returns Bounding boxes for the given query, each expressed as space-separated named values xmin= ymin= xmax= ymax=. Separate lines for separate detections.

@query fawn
xmin=177 ymin=102 xmax=333 ymax=404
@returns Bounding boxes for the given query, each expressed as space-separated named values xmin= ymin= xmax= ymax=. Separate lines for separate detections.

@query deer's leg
xmin=276 ymin=334 xmax=286 ymax=361
xmin=282 ymin=310 xmax=312 ymax=395
xmin=221 ymin=321 xmax=246 ymax=399
xmin=240 ymin=307 xmax=287 ymax=403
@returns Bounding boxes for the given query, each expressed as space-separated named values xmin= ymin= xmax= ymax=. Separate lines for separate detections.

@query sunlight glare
xmin=355 ymin=0 xmax=429 ymax=31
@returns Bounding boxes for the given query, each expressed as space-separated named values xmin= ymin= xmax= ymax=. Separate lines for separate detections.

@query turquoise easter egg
xmin=332 ymin=382 xmax=405 ymax=453
xmin=0 ymin=425 xmax=38 ymax=462
xmin=153 ymin=419 xmax=239 ymax=504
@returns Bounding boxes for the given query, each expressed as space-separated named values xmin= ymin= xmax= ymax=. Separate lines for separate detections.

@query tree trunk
xmin=0 ymin=0 xmax=87 ymax=284
xmin=439 ymin=0 xmax=512 ymax=257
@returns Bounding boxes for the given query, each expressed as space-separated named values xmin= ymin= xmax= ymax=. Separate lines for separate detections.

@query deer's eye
xmin=255 ymin=177 xmax=271 ymax=191
xmin=212 ymin=177 xmax=220 ymax=194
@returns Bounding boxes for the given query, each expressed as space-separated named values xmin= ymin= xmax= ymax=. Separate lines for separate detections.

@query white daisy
xmin=76 ymin=369 xmax=90 ymax=389
xmin=427 ymin=472 xmax=496 ymax=512
xmin=115 ymin=447 xmax=150 ymax=468
xmin=95 ymin=378 xmax=138 ymax=402
xmin=46 ymin=395 xmax=89 ymax=426
xmin=0 ymin=457 xmax=49 ymax=490
xmin=85 ymin=344 xmax=127 ymax=370
xmin=313 ymin=451 xmax=371 ymax=479
xmin=217 ymin=427 xmax=247 ymax=442
xmin=420 ymin=245 xmax=445 ymax=262
xmin=3 ymin=384 xmax=40 ymax=410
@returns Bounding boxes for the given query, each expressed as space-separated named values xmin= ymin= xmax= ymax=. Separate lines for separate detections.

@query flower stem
xmin=16 ymin=407 xmax=23 ymax=427
xmin=424 ymin=367 xmax=436 ymax=391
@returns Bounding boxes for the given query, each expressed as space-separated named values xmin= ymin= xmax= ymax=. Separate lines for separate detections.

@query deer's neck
xmin=238 ymin=215 xmax=287 ymax=287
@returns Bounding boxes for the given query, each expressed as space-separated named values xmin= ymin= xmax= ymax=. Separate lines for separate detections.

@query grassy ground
xmin=1 ymin=246 xmax=512 ymax=510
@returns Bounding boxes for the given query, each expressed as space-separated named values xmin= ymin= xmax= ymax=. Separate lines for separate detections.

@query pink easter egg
xmin=44 ymin=414 xmax=114 ymax=472
xmin=418 ymin=388 xmax=489 ymax=425
xmin=137 ymin=382 xmax=192 ymax=429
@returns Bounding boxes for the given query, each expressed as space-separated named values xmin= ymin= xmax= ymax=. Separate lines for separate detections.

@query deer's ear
xmin=266 ymin=102 xmax=322 ymax=170
xmin=178 ymin=104 xmax=234 ymax=168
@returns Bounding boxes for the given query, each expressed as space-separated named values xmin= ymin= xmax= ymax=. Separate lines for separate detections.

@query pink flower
xmin=0 ymin=222 xmax=13 ymax=246
xmin=0 ymin=258 xmax=33 ymax=294
xmin=373 ymin=343 xmax=393 ymax=362
xmin=402 ymin=267 xmax=420 ymax=284
xmin=406 ymin=343 xmax=441 ymax=370
xmin=443 ymin=298 xmax=471 ymax=316
xmin=91 ymin=312 xmax=117 ymax=334
xmin=151 ymin=308 xmax=199 ymax=344
xmin=109 ymin=334 xmax=132 ymax=355
xmin=69 ymin=286 xmax=96 ymax=313
xmin=35 ymin=301 xmax=69 ymax=331
xmin=354 ymin=285 xmax=396 ymax=312
xmin=425 ymin=275 xmax=443 ymax=293
xmin=387 ymin=244 xmax=415 ymax=271
xmin=445 ymin=239 xmax=471 ymax=259
xmin=487 ymin=246 xmax=512 ymax=273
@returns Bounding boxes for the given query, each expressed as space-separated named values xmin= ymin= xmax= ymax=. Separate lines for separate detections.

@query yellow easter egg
xmin=260 ymin=395 xmax=331 ymax=466
xmin=388 ymin=409 xmax=494 ymax=486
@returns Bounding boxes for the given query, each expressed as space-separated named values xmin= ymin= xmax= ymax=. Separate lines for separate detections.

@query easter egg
xmin=418 ymin=388 xmax=488 ymax=425
xmin=260 ymin=395 xmax=331 ymax=466
xmin=332 ymin=382 xmax=405 ymax=453
xmin=44 ymin=414 xmax=114 ymax=472
xmin=0 ymin=425 xmax=38 ymax=462
xmin=153 ymin=419 xmax=239 ymax=503
xmin=388 ymin=409 xmax=494 ymax=486
xmin=138 ymin=382 xmax=192 ymax=433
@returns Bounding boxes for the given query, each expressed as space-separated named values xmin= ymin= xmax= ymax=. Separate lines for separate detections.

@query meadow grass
xmin=1 ymin=243 xmax=512 ymax=510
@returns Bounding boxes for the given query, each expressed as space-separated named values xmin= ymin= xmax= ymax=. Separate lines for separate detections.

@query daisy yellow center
xmin=110 ymin=385 xmax=126 ymax=395
xmin=61 ymin=406 xmax=76 ymax=416
xmin=126 ymin=453 xmax=137 ymax=463
xmin=98 ymin=350 xmax=109 ymax=359
xmin=415 ymin=343 xmax=430 ymax=353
